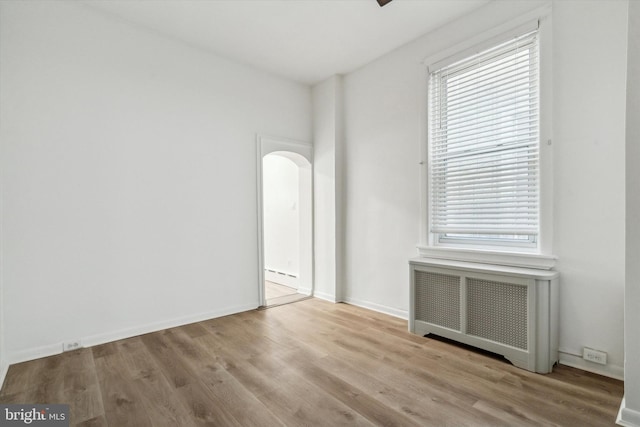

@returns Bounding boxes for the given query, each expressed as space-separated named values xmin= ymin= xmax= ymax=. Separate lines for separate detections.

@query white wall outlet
xmin=583 ymin=347 xmax=607 ymax=365
xmin=63 ymin=340 xmax=82 ymax=352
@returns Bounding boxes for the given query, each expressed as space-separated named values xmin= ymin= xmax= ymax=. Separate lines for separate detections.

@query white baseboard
xmin=264 ymin=270 xmax=299 ymax=289
xmin=7 ymin=342 xmax=62 ymax=367
xmin=312 ymin=290 xmax=337 ymax=303
xmin=618 ymin=397 xmax=640 ymax=427
xmin=342 ymin=296 xmax=408 ymax=320
xmin=6 ymin=302 xmax=257 ymax=366
xmin=0 ymin=360 xmax=8 ymax=392
xmin=558 ymin=349 xmax=624 ymax=380
xmin=297 ymin=286 xmax=313 ymax=297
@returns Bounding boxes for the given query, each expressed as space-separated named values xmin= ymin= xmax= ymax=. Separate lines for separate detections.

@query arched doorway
xmin=256 ymin=135 xmax=312 ymax=307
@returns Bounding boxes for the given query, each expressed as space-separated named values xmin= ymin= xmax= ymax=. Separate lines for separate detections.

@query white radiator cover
xmin=409 ymin=257 xmax=559 ymax=373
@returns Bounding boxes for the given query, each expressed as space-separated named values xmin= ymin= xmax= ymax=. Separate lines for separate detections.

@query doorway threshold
xmin=261 ymin=294 xmax=312 ymax=309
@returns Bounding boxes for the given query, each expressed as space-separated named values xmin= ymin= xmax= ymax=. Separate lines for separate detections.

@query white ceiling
xmin=83 ymin=0 xmax=491 ymax=85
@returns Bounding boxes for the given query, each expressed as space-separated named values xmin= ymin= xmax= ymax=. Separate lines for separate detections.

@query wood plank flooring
xmin=265 ymin=281 xmax=297 ymax=299
xmin=264 ymin=281 xmax=308 ymax=307
xmin=0 ymin=298 xmax=624 ymax=426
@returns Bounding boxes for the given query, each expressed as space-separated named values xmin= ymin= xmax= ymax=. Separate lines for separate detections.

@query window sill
xmin=416 ymin=245 xmax=557 ymax=270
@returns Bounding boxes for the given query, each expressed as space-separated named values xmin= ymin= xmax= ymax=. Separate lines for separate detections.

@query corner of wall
xmin=334 ymin=74 xmax=345 ymax=303
xmin=311 ymin=75 xmax=345 ymax=303
xmin=0 ymin=201 xmax=5 ymax=392
xmin=624 ymin=0 xmax=640 ymax=424
xmin=0 ymin=361 xmax=8 ymax=393
xmin=0 ymin=311 xmax=5 ymax=393
xmin=0 ymin=232 xmax=5 ymax=393
xmin=0 ymin=7 xmax=5 ymax=390
xmin=558 ymin=350 xmax=624 ymax=381
xmin=617 ymin=398 xmax=640 ymax=427
xmin=312 ymin=290 xmax=338 ymax=303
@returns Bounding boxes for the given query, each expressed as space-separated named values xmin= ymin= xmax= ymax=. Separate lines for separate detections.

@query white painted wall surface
xmin=263 ymin=154 xmax=300 ymax=279
xmin=622 ymin=1 xmax=640 ymax=424
xmin=0 ymin=1 xmax=310 ymax=363
xmin=552 ymin=0 xmax=628 ymax=379
xmin=0 ymin=214 xmax=4 ymax=386
xmin=341 ymin=1 xmax=548 ymax=319
xmin=341 ymin=0 xmax=628 ymax=376
xmin=312 ymin=76 xmax=342 ymax=302
xmin=340 ymin=54 xmax=421 ymax=318
xmin=0 ymin=147 xmax=4 ymax=385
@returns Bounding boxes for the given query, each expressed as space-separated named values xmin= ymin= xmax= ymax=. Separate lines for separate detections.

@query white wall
xmin=0 ymin=204 xmax=4 ymax=385
xmin=341 ymin=1 xmax=548 ymax=319
xmin=263 ymin=154 xmax=300 ymax=279
xmin=622 ymin=1 xmax=640 ymax=424
xmin=0 ymin=1 xmax=310 ymax=363
xmin=0 ymin=141 xmax=4 ymax=384
xmin=552 ymin=0 xmax=628 ymax=378
xmin=341 ymin=0 xmax=628 ymax=377
xmin=312 ymin=76 xmax=344 ymax=302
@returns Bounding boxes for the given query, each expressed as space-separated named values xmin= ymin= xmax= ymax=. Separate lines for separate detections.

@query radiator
xmin=409 ymin=258 xmax=559 ymax=373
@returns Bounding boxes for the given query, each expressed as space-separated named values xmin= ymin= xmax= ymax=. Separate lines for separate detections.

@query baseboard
xmin=0 ymin=360 xmax=8 ymax=392
xmin=558 ymin=349 xmax=624 ymax=380
xmin=312 ymin=290 xmax=337 ymax=303
xmin=342 ymin=296 xmax=408 ymax=320
xmin=297 ymin=286 xmax=313 ymax=297
xmin=264 ymin=270 xmax=299 ymax=289
xmin=6 ymin=302 xmax=257 ymax=366
xmin=617 ymin=397 xmax=640 ymax=427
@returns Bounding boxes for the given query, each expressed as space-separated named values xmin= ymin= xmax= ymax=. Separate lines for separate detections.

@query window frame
xmin=417 ymin=10 xmax=556 ymax=270
xmin=430 ymin=29 xmax=540 ymax=249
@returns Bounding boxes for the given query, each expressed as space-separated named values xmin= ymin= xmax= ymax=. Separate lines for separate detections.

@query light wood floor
xmin=265 ymin=281 xmax=297 ymax=299
xmin=265 ymin=280 xmax=308 ymax=307
xmin=0 ymin=298 xmax=623 ymax=426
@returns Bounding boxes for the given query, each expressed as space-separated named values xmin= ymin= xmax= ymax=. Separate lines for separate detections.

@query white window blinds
xmin=428 ymin=30 xmax=539 ymax=243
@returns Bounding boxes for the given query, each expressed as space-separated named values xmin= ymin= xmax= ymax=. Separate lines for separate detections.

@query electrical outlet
xmin=583 ymin=347 xmax=607 ymax=365
xmin=63 ymin=340 xmax=82 ymax=352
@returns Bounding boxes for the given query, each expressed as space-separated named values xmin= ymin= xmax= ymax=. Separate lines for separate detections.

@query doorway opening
xmin=256 ymin=136 xmax=312 ymax=308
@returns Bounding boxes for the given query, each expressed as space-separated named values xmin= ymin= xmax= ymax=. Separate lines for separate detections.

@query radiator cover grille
xmin=466 ymin=278 xmax=528 ymax=350
xmin=410 ymin=259 xmax=559 ymax=373
xmin=415 ymin=271 xmax=460 ymax=331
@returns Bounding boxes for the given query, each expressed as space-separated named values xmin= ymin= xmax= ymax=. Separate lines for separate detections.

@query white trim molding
xmin=342 ymin=296 xmax=408 ymax=320
xmin=417 ymin=245 xmax=557 ymax=270
xmin=418 ymin=5 xmax=555 ymax=260
xmin=264 ymin=270 xmax=299 ymax=289
xmin=313 ymin=290 xmax=337 ymax=303
xmin=558 ymin=349 xmax=624 ymax=381
xmin=5 ymin=302 xmax=257 ymax=367
xmin=0 ymin=361 xmax=8 ymax=392
xmin=256 ymin=134 xmax=314 ymax=307
xmin=618 ymin=398 xmax=640 ymax=427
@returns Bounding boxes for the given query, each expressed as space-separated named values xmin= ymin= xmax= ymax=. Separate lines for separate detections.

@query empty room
xmin=0 ymin=0 xmax=639 ymax=425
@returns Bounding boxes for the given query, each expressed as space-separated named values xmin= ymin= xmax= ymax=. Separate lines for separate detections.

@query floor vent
xmin=410 ymin=258 xmax=559 ymax=373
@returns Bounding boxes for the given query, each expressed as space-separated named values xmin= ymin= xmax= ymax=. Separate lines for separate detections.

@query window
xmin=428 ymin=29 xmax=539 ymax=250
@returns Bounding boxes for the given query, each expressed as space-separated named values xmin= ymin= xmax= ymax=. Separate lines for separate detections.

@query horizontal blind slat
xmin=432 ymin=139 xmax=538 ymax=161
xmin=428 ymin=30 xmax=539 ymax=240
xmin=431 ymin=114 xmax=538 ymax=142
xmin=444 ymin=68 xmax=537 ymax=107
xmin=431 ymin=148 xmax=538 ymax=171
xmin=431 ymin=102 xmax=539 ymax=137
xmin=430 ymin=228 xmax=539 ymax=235
xmin=433 ymin=168 xmax=538 ymax=184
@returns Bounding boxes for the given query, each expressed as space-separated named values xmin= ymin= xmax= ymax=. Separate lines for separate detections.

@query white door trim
xmin=256 ymin=134 xmax=313 ymax=306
